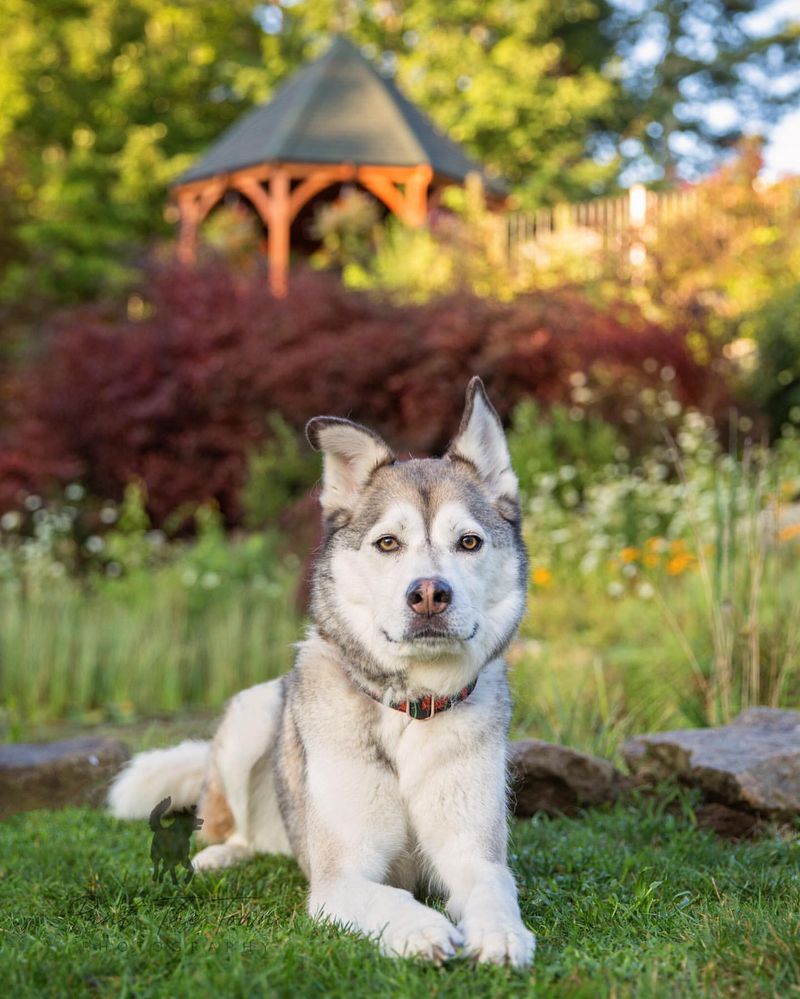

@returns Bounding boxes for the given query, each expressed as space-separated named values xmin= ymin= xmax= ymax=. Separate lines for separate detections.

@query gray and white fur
xmin=108 ymin=377 xmax=535 ymax=966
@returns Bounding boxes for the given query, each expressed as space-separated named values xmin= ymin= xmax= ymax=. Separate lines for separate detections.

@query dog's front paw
xmin=192 ymin=843 xmax=250 ymax=872
xmin=379 ymin=911 xmax=464 ymax=964
xmin=460 ymin=917 xmax=536 ymax=968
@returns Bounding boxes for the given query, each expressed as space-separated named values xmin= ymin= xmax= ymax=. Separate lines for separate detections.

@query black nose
xmin=406 ymin=577 xmax=453 ymax=617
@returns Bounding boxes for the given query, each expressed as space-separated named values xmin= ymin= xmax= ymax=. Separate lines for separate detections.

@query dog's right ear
xmin=306 ymin=417 xmax=394 ymax=520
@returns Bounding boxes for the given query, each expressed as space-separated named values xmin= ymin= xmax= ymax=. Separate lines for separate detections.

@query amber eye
xmin=459 ymin=534 xmax=483 ymax=552
xmin=375 ymin=535 xmax=401 ymax=553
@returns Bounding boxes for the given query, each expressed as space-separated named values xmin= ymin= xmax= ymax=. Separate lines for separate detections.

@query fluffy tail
xmin=108 ymin=739 xmax=211 ymax=819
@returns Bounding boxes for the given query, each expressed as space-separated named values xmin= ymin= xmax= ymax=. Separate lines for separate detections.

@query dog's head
xmin=306 ymin=378 xmax=527 ymax=686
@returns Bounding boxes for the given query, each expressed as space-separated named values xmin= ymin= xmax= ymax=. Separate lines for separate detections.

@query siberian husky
xmin=109 ymin=377 xmax=535 ymax=966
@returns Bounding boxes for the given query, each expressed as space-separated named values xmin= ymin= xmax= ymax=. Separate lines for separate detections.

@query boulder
xmin=622 ymin=707 xmax=800 ymax=816
xmin=0 ymin=737 xmax=130 ymax=820
xmin=508 ymin=739 xmax=628 ymax=817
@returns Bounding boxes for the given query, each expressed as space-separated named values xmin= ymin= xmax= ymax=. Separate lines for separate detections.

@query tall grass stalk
xmin=662 ymin=436 xmax=799 ymax=725
xmin=0 ymin=580 xmax=301 ymax=729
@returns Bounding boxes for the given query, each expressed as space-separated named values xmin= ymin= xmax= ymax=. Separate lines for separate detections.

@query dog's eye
xmin=458 ymin=534 xmax=483 ymax=552
xmin=375 ymin=535 xmax=401 ymax=553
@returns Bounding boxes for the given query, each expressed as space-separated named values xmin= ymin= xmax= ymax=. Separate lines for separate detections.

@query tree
xmin=0 ymin=0 xmax=269 ymax=304
xmin=612 ymin=0 xmax=800 ymax=182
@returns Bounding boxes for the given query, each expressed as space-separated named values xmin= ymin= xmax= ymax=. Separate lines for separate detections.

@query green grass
xmin=2 ymin=796 xmax=798 ymax=998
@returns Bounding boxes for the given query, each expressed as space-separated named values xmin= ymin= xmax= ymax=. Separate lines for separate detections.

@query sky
xmin=762 ymin=107 xmax=800 ymax=180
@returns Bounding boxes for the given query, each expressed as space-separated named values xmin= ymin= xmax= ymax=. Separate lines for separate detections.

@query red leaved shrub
xmin=0 ymin=262 xmax=732 ymax=524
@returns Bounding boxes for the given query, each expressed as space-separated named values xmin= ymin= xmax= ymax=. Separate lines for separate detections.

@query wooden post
xmin=404 ymin=165 xmax=432 ymax=227
xmin=628 ymin=183 xmax=647 ymax=282
xmin=268 ymin=168 xmax=291 ymax=297
xmin=177 ymin=193 xmax=200 ymax=264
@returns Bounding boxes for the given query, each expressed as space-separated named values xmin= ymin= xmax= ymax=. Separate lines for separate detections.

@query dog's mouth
xmin=382 ymin=622 xmax=479 ymax=645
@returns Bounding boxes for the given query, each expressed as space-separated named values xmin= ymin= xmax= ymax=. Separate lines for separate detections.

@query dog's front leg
xmin=304 ymin=752 xmax=463 ymax=962
xmin=407 ymin=742 xmax=536 ymax=968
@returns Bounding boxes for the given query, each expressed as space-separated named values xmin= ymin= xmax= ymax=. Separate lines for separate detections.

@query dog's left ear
xmin=306 ymin=416 xmax=395 ymax=519
xmin=446 ymin=377 xmax=519 ymax=514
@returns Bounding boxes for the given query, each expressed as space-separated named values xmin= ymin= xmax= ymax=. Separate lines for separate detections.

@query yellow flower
xmin=532 ymin=567 xmax=552 ymax=588
xmin=620 ymin=546 xmax=639 ymax=563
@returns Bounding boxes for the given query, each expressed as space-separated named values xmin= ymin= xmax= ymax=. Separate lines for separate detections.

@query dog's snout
xmin=406 ymin=577 xmax=452 ymax=617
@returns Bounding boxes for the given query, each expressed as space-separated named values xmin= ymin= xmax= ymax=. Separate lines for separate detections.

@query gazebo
xmin=172 ymin=37 xmax=501 ymax=295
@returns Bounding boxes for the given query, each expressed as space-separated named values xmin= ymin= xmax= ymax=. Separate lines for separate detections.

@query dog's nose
xmin=406 ymin=577 xmax=452 ymax=617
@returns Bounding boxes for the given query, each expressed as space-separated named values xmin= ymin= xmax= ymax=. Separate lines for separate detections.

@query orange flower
xmin=778 ymin=523 xmax=800 ymax=543
xmin=620 ymin=547 xmax=639 ymax=563
xmin=643 ymin=552 xmax=660 ymax=568
xmin=532 ymin=567 xmax=553 ymax=588
xmin=666 ymin=552 xmax=696 ymax=576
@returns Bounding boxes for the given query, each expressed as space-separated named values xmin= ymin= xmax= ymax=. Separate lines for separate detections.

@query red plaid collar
xmin=354 ymin=677 xmax=478 ymax=720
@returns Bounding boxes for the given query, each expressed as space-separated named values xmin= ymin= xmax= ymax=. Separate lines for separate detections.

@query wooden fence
xmin=504 ymin=183 xmax=703 ymax=274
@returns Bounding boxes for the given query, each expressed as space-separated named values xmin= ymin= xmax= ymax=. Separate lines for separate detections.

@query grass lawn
xmin=2 ymin=795 xmax=798 ymax=998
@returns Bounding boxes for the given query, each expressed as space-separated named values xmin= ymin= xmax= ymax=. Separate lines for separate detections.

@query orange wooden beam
xmin=268 ymin=168 xmax=291 ymax=298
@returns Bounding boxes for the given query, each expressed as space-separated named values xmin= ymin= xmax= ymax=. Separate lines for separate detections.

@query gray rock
xmin=0 ymin=737 xmax=130 ymax=820
xmin=508 ymin=739 xmax=627 ymax=817
xmin=622 ymin=707 xmax=800 ymax=816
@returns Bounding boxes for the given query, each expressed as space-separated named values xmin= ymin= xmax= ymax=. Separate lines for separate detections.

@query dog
xmin=109 ymin=377 xmax=535 ymax=966
xmin=148 ymin=796 xmax=204 ymax=884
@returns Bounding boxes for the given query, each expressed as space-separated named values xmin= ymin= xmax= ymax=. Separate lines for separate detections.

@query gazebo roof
xmin=178 ymin=36 xmax=494 ymax=188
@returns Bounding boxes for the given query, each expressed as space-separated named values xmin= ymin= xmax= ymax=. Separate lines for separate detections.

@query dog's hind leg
xmin=193 ymin=678 xmax=291 ymax=872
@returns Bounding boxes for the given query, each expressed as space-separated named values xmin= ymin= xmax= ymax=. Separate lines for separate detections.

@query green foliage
xmin=0 ymin=0 xmax=269 ymax=303
xmin=507 ymin=399 xmax=621 ymax=504
xmin=345 ymin=176 xmax=516 ymax=300
xmin=747 ymin=282 xmax=800 ymax=437
xmin=638 ymin=146 xmax=800 ymax=339
xmin=517 ymin=413 xmax=800 ymax=729
xmin=0 ymin=482 xmax=301 ymax=723
xmin=310 ymin=188 xmax=382 ymax=272
xmin=2 ymin=802 xmax=800 ymax=997
xmin=242 ymin=414 xmax=319 ymax=529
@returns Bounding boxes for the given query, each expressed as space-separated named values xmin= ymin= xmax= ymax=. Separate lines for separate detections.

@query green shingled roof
xmin=177 ymin=37 xmax=495 ymax=188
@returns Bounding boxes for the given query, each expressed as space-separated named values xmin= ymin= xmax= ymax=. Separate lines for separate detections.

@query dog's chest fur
xmin=273 ymin=632 xmax=511 ymax=881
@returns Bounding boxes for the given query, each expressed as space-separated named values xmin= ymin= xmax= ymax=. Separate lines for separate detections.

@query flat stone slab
xmin=0 ymin=737 xmax=130 ymax=820
xmin=509 ymin=739 xmax=627 ymax=817
xmin=623 ymin=707 xmax=800 ymax=816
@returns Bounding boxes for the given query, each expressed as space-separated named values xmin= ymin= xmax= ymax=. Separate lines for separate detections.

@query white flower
xmin=99 ymin=506 xmax=118 ymax=525
xmin=200 ymin=571 xmax=221 ymax=589
xmin=607 ymin=581 xmax=625 ymax=599
xmin=637 ymin=582 xmax=655 ymax=600
xmin=85 ymin=535 xmax=105 ymax=554
xmin=65 ymin=483 xmax=85 ymax=501
xmin=23 ymin=494 xmax=42 ymax=511
xmin=0 ymin=511 xmax=21 ymax=531
xmin=539 ymin=474 xmax=557 ymax=492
